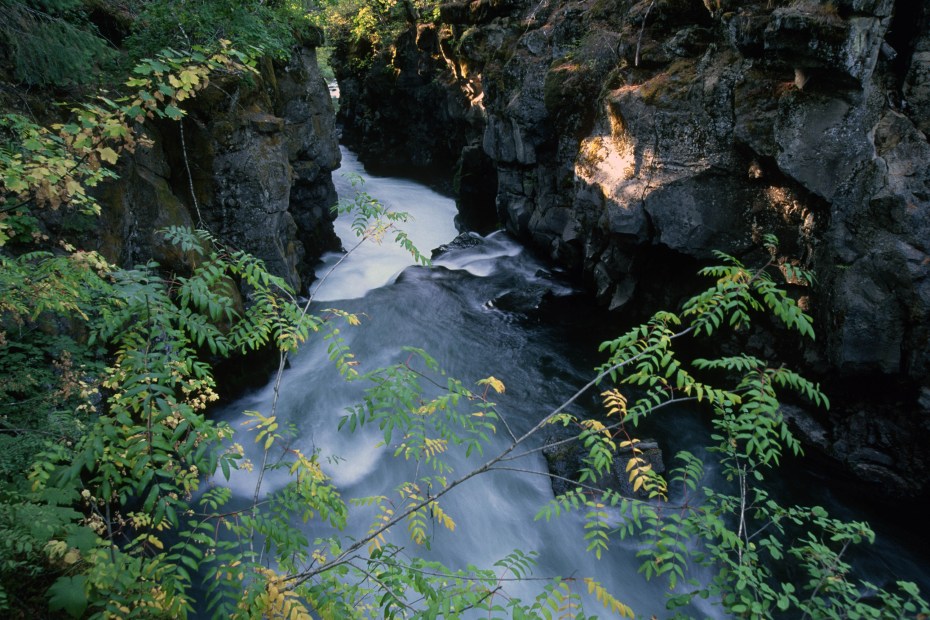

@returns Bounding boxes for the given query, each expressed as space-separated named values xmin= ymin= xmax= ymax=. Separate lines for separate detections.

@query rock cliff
xmin=333 ymin=0 xmax=930 ymax=496
xmin=98 ymin=40 xmax=341 ymax=291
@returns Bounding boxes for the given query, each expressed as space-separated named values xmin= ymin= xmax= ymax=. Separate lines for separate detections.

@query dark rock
xmin=96 ymin=45 xmax=340 ymax=291
xmin=919 ymin=387 xmax=930 ymax=411
xmin=644 ymin=174 xmax=753 ymax=257
xmin=782 ymin=404 xmax=830 ymax=452
xmin=763 ymin=7 xmax=887 ymax=88
xmin=487 ymin=285 xmax=553 ymax=314
xmin=849 ymin=447 xmax=895 ymax=468
xmin=95 ymin=131 xmax=196 ymax=272
xmin=904 ymin=25 xmax=930 ymax=134
xmin=541 ymin=434 xmax=581 ymax=497
xmin=335 ymin=23 xmax=479 ymax=178
xmin=542 ymin=427 xmax=665 ymax=499
xmin=431 ymin=232 xmax=484 ymax=258
xmin=249 ymin=113 xmax=285 ymax=134
xmin=454 ymin=144 xmax=499 ymax=233
xmin=665 ymin=25 xmax=714 ymax=58
xmin=439 ymin=0 xmax=523 ymax=25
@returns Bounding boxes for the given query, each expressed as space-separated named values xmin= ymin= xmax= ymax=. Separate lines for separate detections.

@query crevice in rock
xmin=885 ymin=0 xmax=926 ymax=79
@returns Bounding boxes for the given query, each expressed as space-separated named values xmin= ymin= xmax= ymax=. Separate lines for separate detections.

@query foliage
xmin=0 ymin=0 xmax=329 ymax=89
xmin=0 ymin=0 xmax=117 ymax=87
xmin=324 ymin=0 xmax=440 ymax=66
xmin=333 ymin=173 xmax=431 ymax=267
xmin=0 ymin=43 xmax=255 ymax=247
xmin=0 ymin=250 xmax=104 ymax=485
xmin=124 ymin=0 xmax=325 ymax=62
xmin=533 ymin=236 xmax=929 ymax=618
xmin=0 ymin=46 xmax=266 ymax=615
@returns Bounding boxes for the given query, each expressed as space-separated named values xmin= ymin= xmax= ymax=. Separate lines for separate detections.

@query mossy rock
xmin=293 ymin=24 xmax=325 ymax=48
xmin=638 ymin=58 xmax=699 ymax=105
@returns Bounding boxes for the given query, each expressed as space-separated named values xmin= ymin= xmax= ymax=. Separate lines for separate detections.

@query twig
xmin=248 ymin=232 xmax=379 ymax=555
xmin=347 ymin=560 xmax=418 ymax=614
xmin=634 ymin=0 xmax=656 ymax=67
xmin=487 ymin=465 xmax=686 ymax=510
xmin=179 ymin=120 xmax=203 ymax=228
xmin=281 ymin=335 xmax=682 ymax=589
xmin=497 ymin=395 xmax=697 ymax=463
xmin=800 ymin=539 xmax=852 ymax=620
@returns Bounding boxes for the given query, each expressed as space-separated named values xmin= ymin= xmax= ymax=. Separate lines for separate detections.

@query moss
xmin=638 ymin=58 xmax=698 ymax=104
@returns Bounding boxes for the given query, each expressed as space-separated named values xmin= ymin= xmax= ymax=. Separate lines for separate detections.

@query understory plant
xmin=0 ymin=0 xmax=117 ymax=87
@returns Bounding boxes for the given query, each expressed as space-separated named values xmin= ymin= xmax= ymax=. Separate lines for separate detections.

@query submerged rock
xmin=543 ymin=427 xmax=665 ymax=500
xmin=486 ymin=285 xmax=553 ymax=314
xmin=431 ymin=232 xmax=484 ymax=258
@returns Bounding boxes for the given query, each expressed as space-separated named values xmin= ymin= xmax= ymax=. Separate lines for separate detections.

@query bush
xmin=124 ymin=0 xmax=323 ymax=61
xmin=0 ymin=0 xmax=117 ymax=87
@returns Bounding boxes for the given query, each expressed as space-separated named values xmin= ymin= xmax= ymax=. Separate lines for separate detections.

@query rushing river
xmin=216 ymin=147 xmax=930 ymax=617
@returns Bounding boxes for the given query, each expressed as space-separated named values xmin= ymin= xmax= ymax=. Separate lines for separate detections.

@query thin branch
xmin=367 ymin=557 xmax=558 ymax=584
xmin=281 ymin=328 xmax=693 ymax=589
xmin=179 ymin=119 xmax=203 ymax=228
xmin=487 ymin=465 xmax=685 ymax=511
xmin=346 ymin=560 xmax=418 ymax=615
xmin=251 ymin=233 xmax=369 ymax=505
xmin=800 ymin=539 xmax=852 ymax=620
xmin=634 ymin=0 xmax=656 ymax=67
xmin=402 ymin=362 xmax=519 ymax=445
xmin=248 ymin=232 xmax=381 ymax=553
xmin=498 ymin=395 xmax=698 ymax=463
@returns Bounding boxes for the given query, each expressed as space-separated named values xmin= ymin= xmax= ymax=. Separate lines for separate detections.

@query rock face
xmin=333 ymin=22 xmax=498 ymax=230
xmin=333 ymin=0 xmax=930 ymax=497
xmin=98 ymin=42 xmax=341 ymax=291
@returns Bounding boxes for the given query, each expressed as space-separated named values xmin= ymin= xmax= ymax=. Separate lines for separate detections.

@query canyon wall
xmin=333 ymin=0 xmax=930 ymax=496
xmin=97 ymin=37 xmax=341 ymax=291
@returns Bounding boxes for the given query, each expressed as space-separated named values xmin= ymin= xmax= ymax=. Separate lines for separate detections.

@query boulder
xmin=431 ymin=232 xmax=484 ymax=258
xmin=542 ymin=427 xmax=666 ymax=500
xmin=486 ymin=285 xmax=553 ymax=314
xmin=763 ymin=8 xmax=887 ymax=88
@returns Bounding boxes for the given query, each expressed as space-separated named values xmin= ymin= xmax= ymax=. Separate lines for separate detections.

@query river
xmin=215 ymin=147 xmax=930 ymax=617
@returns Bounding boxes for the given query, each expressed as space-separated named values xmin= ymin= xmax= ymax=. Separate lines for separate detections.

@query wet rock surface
xmin=431 ymin=232 xmax=484 ymax=258
xmin=543 ymin=426 xmax=666 ymax=499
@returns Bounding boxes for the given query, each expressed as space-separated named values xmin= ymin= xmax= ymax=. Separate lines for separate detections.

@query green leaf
xmin=48 ymin=576 xmax=88 ymax=618
xmin=164 ymin=105 xmax=184 ymax=120
xmin=65 ymin=527 xmax=98 ymax=553
xmin=98 ymin=146 xmax=119 ymax=164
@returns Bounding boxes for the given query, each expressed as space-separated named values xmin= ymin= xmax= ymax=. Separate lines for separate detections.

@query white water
xmin=214 ymin=147 xmax=930 ymax=617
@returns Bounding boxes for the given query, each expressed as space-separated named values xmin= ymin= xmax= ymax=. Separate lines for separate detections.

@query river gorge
xmin=4 ymin=0 xmax=930 ymax=615
xmin=212 ymin=146 xmax=930 ymax=616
